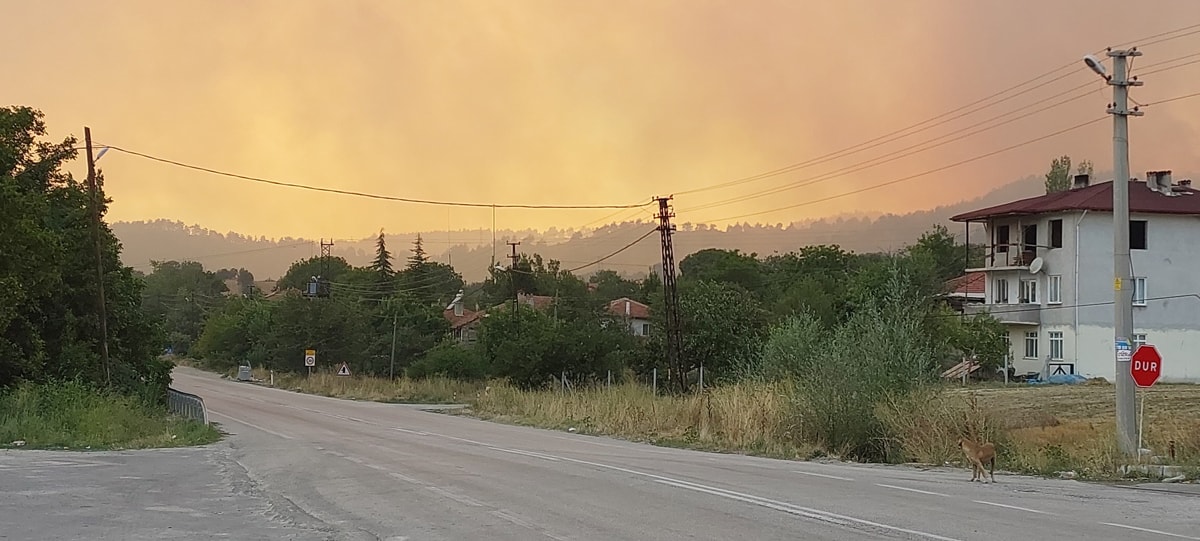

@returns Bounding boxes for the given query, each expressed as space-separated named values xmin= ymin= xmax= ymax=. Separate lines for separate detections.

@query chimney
xmin=1180 ymin=179 xmax=1193 ymax=188
xmin=1072 ymin=174 xmax=1090 ymax=189
xmin=1146 ymin=171 xmax=1162 ymax=193
xmin=625 ymin=300 xmax=631 ymax=317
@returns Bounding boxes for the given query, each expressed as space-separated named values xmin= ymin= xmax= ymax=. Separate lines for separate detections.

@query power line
xmin=101 ymin=145 xmax=652 ymax=210
xmin=702 ymin=85 xmax=1200 ymax=224
xmin=566 ymin=229 xmax=659 ymax=273
xmin=681 ymin=82 xmax=1105 ymax=213
xmin=673 ymin=23 xmax=1200 ymax=198
xmin=703 ymin=116 xmax=1108 ymax=224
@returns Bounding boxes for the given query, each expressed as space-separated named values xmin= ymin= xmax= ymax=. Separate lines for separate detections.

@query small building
xmin=606 ymin=297 xmax=651 ymax=337
xmin=443 ymin=291 xmax=483 ymax=344
xmin=950 ymin=171 xmax=1200 ymax=382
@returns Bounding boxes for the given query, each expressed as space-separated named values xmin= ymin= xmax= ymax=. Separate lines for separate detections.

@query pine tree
xmin=372 ymin=230 xmax=394 ymax=279
xmin=407 ymin=234 xmax=429 ymax=270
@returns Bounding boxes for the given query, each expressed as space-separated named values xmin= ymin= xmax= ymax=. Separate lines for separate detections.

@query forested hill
xmin=113 ymin=175 xmax=1042 ymax=282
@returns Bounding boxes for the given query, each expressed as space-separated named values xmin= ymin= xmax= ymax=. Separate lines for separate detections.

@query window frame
xmin=1047 ymin=275 xmax=1063 ymax=305
xmin=1132 ymin=277 xmax=1147 ymax=306
xmin=1130 ymin=220 xmax=1148 ymax=250
xmin=1020 ymin=278 xmax=1038 ymax=304
xmin=1050 ymin=219 xmax=1064 ymax=249
xmin=1049 ymin=331 xmax=1064 ymax=361
xmin=1024 ymin=331 xmax=1039 ymax=359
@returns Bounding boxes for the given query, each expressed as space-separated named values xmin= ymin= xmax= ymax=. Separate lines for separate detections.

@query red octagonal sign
xmin=1131 ymin=344 xmax=1163 ymax=388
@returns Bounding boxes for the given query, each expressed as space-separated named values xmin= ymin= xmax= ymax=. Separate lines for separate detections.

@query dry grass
xmin=470 ymin=380 xmax=821 ymax=460
xmin=469 ymin=379 xmax=1200 ymax=479
xmin=234 ymin=367 xmax=483 ymax=404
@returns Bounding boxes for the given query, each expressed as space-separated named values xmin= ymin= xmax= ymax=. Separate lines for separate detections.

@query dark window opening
xmin=995 ymin=225 xmax=1010 ymax=253
xmin=1130 ymin=220 xmax=1147 ymax=250
xmin=1023 ymin=224 xmax=1038 ymax=252
xmin=1050 ymin=219 xmax=1063 ymax=248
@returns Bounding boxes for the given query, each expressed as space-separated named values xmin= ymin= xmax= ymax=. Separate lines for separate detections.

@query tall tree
xmin=407 ymin=234 xmax=429 ymax=269
xmin=1045 ymin=155 xmax=1072 ymax=193
xmin=371 ymin=230 xmax=394 ymax=280
xmin=1 ymin=106 xmax=167 ymax=397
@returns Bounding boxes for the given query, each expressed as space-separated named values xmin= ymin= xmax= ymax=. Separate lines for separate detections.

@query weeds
xmin=235 ymin=366 xmax=482 ymax=404
xmin=0 ymin=381 xmax=220 ymax=450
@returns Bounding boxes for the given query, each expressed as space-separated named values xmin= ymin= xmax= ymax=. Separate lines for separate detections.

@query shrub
xmin=407 ymin=343 xmax=489 ymax=381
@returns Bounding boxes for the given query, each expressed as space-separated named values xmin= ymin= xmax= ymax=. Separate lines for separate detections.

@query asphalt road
xmin=49 ymin=367 xmax=1200 ymax=540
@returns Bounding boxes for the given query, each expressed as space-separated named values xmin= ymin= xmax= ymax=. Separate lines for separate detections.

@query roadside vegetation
xmin=1 ymin=107 xmax=218 ymax=451
xmin=0 ymin=382 xmax=219 ymax=450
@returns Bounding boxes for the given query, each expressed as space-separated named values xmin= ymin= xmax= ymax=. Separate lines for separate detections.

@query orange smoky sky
xmin=4 ymin=0 xmax=1200 ymax=241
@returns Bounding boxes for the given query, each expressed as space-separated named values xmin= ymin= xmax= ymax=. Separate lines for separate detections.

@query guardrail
xmin=167 ymin=387 xmax=209 ymax=424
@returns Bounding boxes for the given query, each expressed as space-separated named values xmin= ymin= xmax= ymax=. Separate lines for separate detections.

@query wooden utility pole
xmin=85 ymin=127 xmax=111 ymax=385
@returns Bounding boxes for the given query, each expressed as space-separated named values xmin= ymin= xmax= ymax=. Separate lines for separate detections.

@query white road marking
xmin=973 ymin=500 xmax=1052 ymax=515
xmin=488 ymin=447 xmax=561 ymax=462
xmin=426 ymin=485 xmax=484 ymax=507
xmin=876 ymin=483 xmax=949 ymax=497
xmin=793 ymin=470 xmax=855 ymax=482
xmin=1101 ymin=522 xmax=1200 ymax=539
xmin=208 ymin=411 xmax=294 ymax=440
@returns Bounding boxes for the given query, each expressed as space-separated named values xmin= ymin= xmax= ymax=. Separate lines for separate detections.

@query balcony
xmin=963 ymin=303 xmax=1041 ymax=325
xmin=967 ymin=243 xmax=1045 ymax=272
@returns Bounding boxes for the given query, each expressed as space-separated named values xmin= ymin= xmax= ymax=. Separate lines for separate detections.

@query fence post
xmin=652 ymin=368 xmax=657 ymax=395
xmin=699 ymin=365 xmax=704 ymax=390
xmin=607 ymin=370 xmax=612 ymax=388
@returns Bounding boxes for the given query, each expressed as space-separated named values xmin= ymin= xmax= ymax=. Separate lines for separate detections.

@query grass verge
xmin=231 ymin=366 xmax=483 ymax=404
xmin=0 ymin=381 xmax=221 ymax=450
xmin=468 ymin=379 xmax=1200 ymax=480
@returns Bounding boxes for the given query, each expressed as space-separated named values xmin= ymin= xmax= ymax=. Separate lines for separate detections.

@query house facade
xmin=951 ymin=172 xmax=1200 ymax=382
xmin=443 ymin=291 xmax=483 ymax=344
xmin=606 ymin=297 xmax=652 ymax=337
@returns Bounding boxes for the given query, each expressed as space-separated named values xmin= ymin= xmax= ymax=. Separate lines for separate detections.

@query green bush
xmin=407 ymin=342 xmax=489 ymax=381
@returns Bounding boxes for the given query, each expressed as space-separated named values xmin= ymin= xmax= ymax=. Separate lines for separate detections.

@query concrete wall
xmin=986 ymin=210 xmax=1200 ymax=381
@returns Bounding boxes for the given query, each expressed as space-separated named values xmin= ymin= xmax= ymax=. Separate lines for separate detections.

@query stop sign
xmin=1130 ymin=344 xmax=1163 ymax=388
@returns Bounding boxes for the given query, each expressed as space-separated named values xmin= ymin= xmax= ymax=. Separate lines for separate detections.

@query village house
xmin=606 ymin=297 xmax=651 ymax=337
xmin=950 ymin=171 xmax=1200 ymax=382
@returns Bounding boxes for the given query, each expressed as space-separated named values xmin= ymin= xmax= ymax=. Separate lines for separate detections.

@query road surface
xmin=172 ymin=367 xmax=1198 ymax=540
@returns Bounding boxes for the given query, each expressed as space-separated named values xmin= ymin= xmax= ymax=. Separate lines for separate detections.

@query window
xmin=1130 ymin=220 xmax=1147 ymax=250
xmin=1133 ymin=333 xmax=1147 ymax=348
xmin=1050 ymin=219 xmax=1064 ymax=248
xmin=1020 ymin=278 xmax=1038 ymax=304
xmin=993 ymin=279 xmax=1009 ymax=304
xmin=1049 ymin=331 xmax=1064 ymax=361
xmin=641 ymin=323 xmax=650 ymax=336
xmin=1024 ymin=331 xmax=1039 ymax=359
xmin=1023 ymin=224 xmax=1038 ymax=252
xmin=1048 ymin=275 xmax=1062 ymax=304
xmin=995 ymin=225 xmax=1010 ymax=253
xmin=1133 ymin=277 xmax=1147 ymax=306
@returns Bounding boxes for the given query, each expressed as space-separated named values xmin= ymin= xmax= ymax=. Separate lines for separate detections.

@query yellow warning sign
xmin=1114 ymin=277 xmax=1122 ymax=291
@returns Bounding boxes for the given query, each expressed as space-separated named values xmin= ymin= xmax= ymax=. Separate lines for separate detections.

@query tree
xmin=407 ymin=234 xmax=429 ymax=268
xmin=371 ymin=230 xmax=394 ymax=281
xmin=678 ymin=248 xmax=765 ymax=295
xmin=277 ymin=255 xmax=352 ymax=293
xmin=645 ymin=280 xmax=770 ymax=382
xmin=589 ymin=270 xmax=640 ymax=302
xmin=0 ymin=106 xmax=167 ymax=398
xmin=142 ymin=260 xmax=229 ymax=354
xmin=1045 ymin=155 xmax=1072 ymax=193
xmin=1077 ymin=160 xmax=1094 ymax=177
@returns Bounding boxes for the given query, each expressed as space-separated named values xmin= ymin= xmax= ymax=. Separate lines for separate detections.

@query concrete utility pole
xmin=84 ymin=127 xmax=111 ymax=385
xmin=1099 ymin=48 xmax=1144 ymax=455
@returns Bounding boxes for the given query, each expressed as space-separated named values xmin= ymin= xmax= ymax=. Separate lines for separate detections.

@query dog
xmin=958 ymin=437 xmax=996 ymax=483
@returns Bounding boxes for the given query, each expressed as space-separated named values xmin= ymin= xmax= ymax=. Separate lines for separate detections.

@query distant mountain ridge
xmin=113 ymin=174 xmax=1045 ymax=282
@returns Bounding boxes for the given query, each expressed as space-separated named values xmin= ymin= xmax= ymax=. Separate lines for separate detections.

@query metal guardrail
xmin=167 ymin=387 xmax=209 ymax=424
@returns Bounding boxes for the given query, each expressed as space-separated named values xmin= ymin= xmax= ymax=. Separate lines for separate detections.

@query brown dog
xmin=959 ymin=438 xmax=996 ymax=483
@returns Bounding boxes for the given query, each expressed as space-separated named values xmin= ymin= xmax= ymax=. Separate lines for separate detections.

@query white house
xmin=950 ymin=171 xmax=1200 ymax=383
xmin=606 ymin=297 xmax=652 ymax=337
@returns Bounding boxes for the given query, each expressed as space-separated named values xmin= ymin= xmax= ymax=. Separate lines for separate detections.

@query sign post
xmin=1130 ymin=344 xmax=1163 ymax=457
xmin=337 ymin=362 xmax=350 ymax=377
xmin=304 ymin=349 xmax=316 ymax=376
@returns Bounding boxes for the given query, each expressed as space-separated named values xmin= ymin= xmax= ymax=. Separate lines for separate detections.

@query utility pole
xmin=655 ymin=197 xmax=687 ymax=393
xmin=506 ymin=241 xmax=521 ymax=336
xmin=319 ymin=239 xmax=334 ymax=297
xmin=389 ymin=312 xmax=398 ymax=380
xmin=1105 ymin=48 xmax=1144 ymax=455
xmin=85 ymin=127 xmax=111 ymax=385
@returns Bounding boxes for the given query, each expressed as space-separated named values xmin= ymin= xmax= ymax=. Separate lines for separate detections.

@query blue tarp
xmin=1028 ymin=373 xmax=1089 ymax=385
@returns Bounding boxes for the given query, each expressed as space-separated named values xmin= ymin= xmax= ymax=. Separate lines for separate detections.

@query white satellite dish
xmin=1029 ymin=257 xmax=1045 ymax=274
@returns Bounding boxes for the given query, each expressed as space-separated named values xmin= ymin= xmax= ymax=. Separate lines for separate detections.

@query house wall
xmin=626 ymin=317 xmax=651 ymax=337
xmin=988 ymin=210 xmax=1200 ymax=381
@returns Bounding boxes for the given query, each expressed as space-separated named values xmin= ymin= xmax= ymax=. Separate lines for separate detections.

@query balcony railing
xmin=963 ymin=303 xmax=1041 ymax=325
xmin=976 ymin=243 xmax=1044 ymax=269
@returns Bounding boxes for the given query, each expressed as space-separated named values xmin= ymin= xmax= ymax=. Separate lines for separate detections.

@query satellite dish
xmin=1029 ymin=257 xmax=1045 ymax=274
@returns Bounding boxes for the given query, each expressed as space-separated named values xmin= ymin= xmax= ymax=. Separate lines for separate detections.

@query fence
xmin=167 ymin=387 xmax=209 ymax=424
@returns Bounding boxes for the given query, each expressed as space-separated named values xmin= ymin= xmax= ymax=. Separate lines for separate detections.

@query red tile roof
xmin=607 ymin=297 xmax=651 ymax=319
xmin=951 ymin=180 xmax=1200 ymax=222
xmin=443 ymin=308 xmax=483 ymax=330
xmin=944 ymin=272 xmax=985 ymax=296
